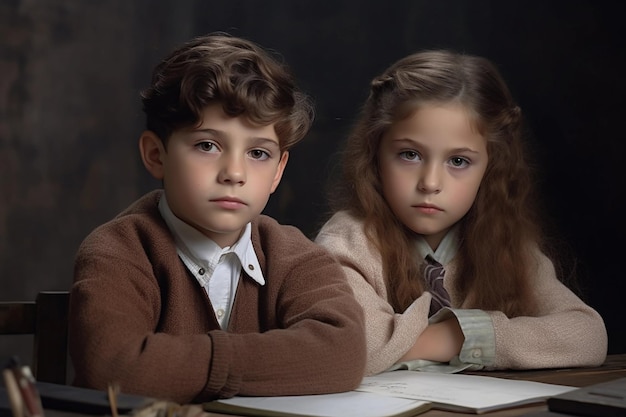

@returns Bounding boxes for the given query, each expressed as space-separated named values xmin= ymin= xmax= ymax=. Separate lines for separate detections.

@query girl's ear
xmin=138 ymin=131 xmax=166 ymax=180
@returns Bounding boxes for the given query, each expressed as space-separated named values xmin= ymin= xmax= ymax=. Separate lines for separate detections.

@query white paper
xmin=215 ymin=390 xmax=430 ymax=417
xmin=357 ymin=371 xmax=577 ymax=413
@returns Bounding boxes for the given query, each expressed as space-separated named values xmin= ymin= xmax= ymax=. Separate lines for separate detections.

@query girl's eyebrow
xmin=449 ymin=147 xmax=481 ymax=154
xmin=391 ymin=138 xmax=481 ymax=154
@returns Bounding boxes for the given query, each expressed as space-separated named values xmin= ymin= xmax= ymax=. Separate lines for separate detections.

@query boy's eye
xmin=249 ymin=149 xmax=270 ymax=160
xmin=197 ymin=141 xmax=217 ymax=152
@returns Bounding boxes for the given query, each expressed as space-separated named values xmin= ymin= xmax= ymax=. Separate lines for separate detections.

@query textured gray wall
xmin=2 ymin=1 xmax=625 ymax=365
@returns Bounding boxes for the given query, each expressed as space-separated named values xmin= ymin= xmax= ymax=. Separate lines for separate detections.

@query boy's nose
xmin=218 ymin=156 xmax=246 ymax=185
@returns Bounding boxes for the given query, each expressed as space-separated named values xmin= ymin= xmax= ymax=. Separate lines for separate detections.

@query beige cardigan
xmin=316 ymin=210 xmax=608 ymax=375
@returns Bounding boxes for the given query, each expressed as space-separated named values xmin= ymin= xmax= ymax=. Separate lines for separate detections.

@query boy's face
xmin=143 ymin=102 xmax=288 ymax=247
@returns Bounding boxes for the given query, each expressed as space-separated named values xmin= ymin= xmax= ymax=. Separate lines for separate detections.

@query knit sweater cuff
xmin=206 ymin=331 xmax=242 ymax=398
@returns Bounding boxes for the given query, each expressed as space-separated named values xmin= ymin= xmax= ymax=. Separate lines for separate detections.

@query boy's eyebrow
xmin=249 ymin=136 xmax=281 ymax=148
xmin=194 ymin=128 xmax=281 ymax=148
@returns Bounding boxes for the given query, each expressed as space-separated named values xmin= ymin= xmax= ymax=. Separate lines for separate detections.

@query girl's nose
xmin=417 ymin=163 xmax=442 ymax=194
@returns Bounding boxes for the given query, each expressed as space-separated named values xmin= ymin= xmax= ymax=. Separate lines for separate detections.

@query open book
xmin=203 ymin=371 xmax=576 ymax=416
xmin=204 ymin=391 xmax=431 ymax=417
xmin=357 ymin=370 xmax=575 ymax=413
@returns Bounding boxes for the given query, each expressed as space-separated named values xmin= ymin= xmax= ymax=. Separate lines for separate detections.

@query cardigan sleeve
xmin=316 ymin=211 xmax=433 ymax=375
xmin=204 ymin=217 xmax=368 ymax=398
xmin=482 ymin=248 xmax=607 ymax=369
xmin=69 ymin=219 xmax=216 ymax=403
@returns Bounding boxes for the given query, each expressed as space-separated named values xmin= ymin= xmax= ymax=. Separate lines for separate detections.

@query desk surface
xmin=205 ymin=354 xmax=626 ymax=417
xmin=37 ymin=354 xmax=626 ymax=417
xmin=412 ymin=353 xmax=626 ymax=417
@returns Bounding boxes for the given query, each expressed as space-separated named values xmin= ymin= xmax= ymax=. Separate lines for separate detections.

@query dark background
xmin=2 ymin=1 xmax=624 ymax=364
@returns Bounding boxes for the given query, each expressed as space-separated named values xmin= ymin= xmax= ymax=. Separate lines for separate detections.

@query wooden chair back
xmin=0 ymin=291 xmax=70 ymax=384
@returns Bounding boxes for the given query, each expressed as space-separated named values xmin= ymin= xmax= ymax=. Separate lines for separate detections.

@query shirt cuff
xmin=387 ymin=358 xmax=480 ymax=374
xmin=429 ymin=307 xmax=496 ymax=368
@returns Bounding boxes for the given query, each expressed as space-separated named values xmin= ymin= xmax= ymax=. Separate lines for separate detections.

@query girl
xmin=315 ymin=50 xmax=607 ymax=376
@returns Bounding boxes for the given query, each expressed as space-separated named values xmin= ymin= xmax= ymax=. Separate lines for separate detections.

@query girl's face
xmin=378 ymin=103 xmax=488 ymax=250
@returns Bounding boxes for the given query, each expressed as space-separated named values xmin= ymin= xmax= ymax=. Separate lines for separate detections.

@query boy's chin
xmin=195 ymin=222 xmax=253 ymax=247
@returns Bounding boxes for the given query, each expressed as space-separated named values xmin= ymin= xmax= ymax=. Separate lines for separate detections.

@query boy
xmin=68 ymin=33 xmax=366 ymax=403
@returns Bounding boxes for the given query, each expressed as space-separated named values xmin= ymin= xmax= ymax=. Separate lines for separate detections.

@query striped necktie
xmin=423 ymin=255 xmax=451 ymax=316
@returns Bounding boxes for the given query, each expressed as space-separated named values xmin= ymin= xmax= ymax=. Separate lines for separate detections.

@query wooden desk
xmin=418 ymin=353 xmax=626 ymax=417
xmin=198 ymin=354 xmax=626 ymax=417
xmin=29 ymin=354 xmax=626 ymax=417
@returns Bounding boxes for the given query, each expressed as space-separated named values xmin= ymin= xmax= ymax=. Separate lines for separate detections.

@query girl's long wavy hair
xmin=329 ymin=50 xmax=547 ymax=316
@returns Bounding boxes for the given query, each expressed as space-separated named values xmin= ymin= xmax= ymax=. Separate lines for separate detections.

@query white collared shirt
xmin=415 ymin=224 xmax=460 ymax=265
xmin=158 ymin=195 xmax=265 ymax=329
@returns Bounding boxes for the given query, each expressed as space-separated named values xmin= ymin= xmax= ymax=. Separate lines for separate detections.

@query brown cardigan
xmin=69 ymin=191 xmax=366 ymax=403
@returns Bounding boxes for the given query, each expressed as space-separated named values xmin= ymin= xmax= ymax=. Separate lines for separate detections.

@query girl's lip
xmin=414 ymin=203 xmax=443 ymax=213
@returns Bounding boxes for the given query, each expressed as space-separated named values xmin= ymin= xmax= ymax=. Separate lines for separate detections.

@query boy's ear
xmin=270 ymin=151 xmax=289 ymax=193
xmin=139 ymin=131 xmax=166 ymax=180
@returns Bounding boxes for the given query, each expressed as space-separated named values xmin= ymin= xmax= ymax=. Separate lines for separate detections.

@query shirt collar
xmin=158 ymin=194 xmax=265 ymax=285
xmin=415 ymin=224 xmax=460 ymax=265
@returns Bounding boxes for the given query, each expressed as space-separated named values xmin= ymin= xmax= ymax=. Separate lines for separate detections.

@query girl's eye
xmin=249 ymin=149 xmax=270 ymax=160
xmin=399 ymin=151 xmax=420 ymax=161
xmin=197 ymin=141 xmax=218 ymax=152
xmin=449 ymin=157 xmax=470 ymax=168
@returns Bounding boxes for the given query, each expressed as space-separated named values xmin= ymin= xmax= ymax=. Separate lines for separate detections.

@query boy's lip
xmin=212 ymin=196 xmax=245 ymax=204
xmin=210 ymin=196 xmax=247 ymax=210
